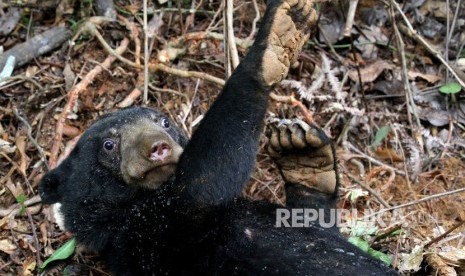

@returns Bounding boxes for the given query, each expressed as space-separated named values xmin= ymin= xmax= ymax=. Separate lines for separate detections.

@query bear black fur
xmin=39 ymin=0 xmax=396 ymax=275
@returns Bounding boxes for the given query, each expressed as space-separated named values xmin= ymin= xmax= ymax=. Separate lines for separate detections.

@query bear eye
xmin=103 ymin=139 xmax=116 ymax=151
xmin=161 ymin=118 xmax=170 ymax=128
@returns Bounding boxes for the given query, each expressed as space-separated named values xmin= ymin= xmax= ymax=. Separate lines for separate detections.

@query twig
xmin=446 ymin=0 xmax=461 ymax=82
xmin=26 ymin=208 xmax=41 ymax=267
xmin=117 ymin=88 xmax=142 ymax=108
xmin=345 ymin=142 xmax=406 ymax=176
xmin=373 ymin=223 xmax=402 ymax=242
xmin=182 ymin=79 xmax=200 ymax=124
xmin=424 ymin=220 xmax=465 ymax=249
xmin=183 ymin=32 xmax=252 ymax=50
xmin=12 ymin=108 xmax=48 ymax=170
xmin=205 ymin=0 xmax=224 ymax=32
xmin=269 ymin=92 xmax=314 ymax=124
xmin=149 ymin=62 xmax=225 ymax=86
xmin=225 ymin=0 xmax=239 ymax=69
xmin=363 ymin=187 xmax=465 ymax=219
xmin=346 ymin=172 xmax=390 ymax=208
xmin=389 ymin=3 xmax=420 ymax=132
xmin=117 ymin=15 xmax=141 ymax=66
xmin=388 ymin=7 xmax=419 ymax=191
xmin=143 ymin=0 xmax=149 ymax=104
xmin=88 ymin=21 xmax=139 ymax=68
xmin=391 ymin=1 xmax=465 ymax=88
xmin=159 ymin=31 xmax=252 ymax=63
xmin=343 ymin=0 xmax=358 ymax=37
xmin=246 ymin=0 xmax=260 ymax=41
xmin=223 ymin=4 xmax=231 ymax=78
xmin=49 ymin=38 xmax=130 ymax=169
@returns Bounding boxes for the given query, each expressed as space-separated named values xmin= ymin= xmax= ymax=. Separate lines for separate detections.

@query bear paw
xmin=261 ymin=0 xmax=317 ymax=86
xmin=267 ymin=118 xmax=337 ymax=195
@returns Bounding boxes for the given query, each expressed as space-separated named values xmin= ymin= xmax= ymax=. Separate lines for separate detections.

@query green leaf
xmin=388 ymin=229 xmax=403 ymax=237
xmin=348 ymin=237 xmax=392 ymax=266
xmin=16 ymin=194 xmax=26 ymax=204
xmin=371 ymin=125 xmax=391 ymax=149
xmin=40 ymin=238 xmax=77 ymax=270
xmin=348 ymin=236 xmax=370 ymax=252
xmin=16 ymin=195 xmax=27 ymax=216
xmin=369 ymin=250 xmax=392 ymax=266
xmin=439 ymin=82 xmax=462 ymax=94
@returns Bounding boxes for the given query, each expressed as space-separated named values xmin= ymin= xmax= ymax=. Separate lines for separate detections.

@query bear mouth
xmin=133 ymin=162 xmax=178 ymax=189
xmin=145 ymin=162 xmax=177 ymax=176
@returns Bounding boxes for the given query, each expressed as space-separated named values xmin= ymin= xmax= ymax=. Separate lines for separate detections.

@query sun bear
xmin=39 ymin=0 xmax=396 ymax=275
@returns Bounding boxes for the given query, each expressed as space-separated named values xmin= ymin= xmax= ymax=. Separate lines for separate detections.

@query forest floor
xmin=1 ymin=0 xmax=465 ymax=275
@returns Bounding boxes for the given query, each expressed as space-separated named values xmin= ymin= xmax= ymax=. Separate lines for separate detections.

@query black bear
xmin=39 ymin=0 xmax=396 ymax=275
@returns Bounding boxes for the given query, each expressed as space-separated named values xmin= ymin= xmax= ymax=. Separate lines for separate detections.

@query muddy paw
xmin=267 ymin=118 xmax=338 ymax=195
xmin=261 ymin=0 xmax=317 ymax=86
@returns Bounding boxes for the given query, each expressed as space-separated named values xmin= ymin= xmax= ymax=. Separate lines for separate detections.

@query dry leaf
xmin=5 ymin=178 xmax=24 ymax=199
xmin=117 ymin=89 xmax=142 ymax=108
xmin=438 ymin=248 xmax=465 ymax=268
xmin=420 ymin=0 xmax=451 ymax=19
xmin=398 ymin=245 xmax=424 ymax=273
xmin=348 ymin=60 xmax=393 ymax=83
xmin=21 ymin=257 xmax=36 ymax=276
xmin=425 ymin=253 xmax=457 ymax=276
xmin=15 ymin=133 xmax=29 ymax=176
xmin=0 ymin=239 xmax=17 ymax=255
xmin=373 ymin=147 xmax=404 ymax=162
xmin=123 ymin=4 xmax=142 ymax=15
xmin=408 ymin=71 xmax=442 ymax=84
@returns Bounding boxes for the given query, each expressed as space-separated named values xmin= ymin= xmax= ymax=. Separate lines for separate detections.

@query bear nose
xmin=150 ymin=142 xmax=172 ymax=162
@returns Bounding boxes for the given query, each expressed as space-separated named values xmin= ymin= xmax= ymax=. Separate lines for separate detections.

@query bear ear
xmin=39 ymin=170 xmax=63 ymax=204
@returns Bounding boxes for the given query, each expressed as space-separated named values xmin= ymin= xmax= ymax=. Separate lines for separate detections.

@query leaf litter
xmin=0 ymin=0 xmax=465 ymax=274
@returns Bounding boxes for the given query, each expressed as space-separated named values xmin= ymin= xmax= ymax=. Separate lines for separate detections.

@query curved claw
xmin=278 ymin=124 xmax=294 ymax=150
xmin=266 ymin=116 xmax=338 ymax=196
xmin=288 ymin=123 xmax=307 ymax=149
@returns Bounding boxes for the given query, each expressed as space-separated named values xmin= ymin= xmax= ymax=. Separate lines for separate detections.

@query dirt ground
xmin=1 ymin=0 xmax=465 ymax=275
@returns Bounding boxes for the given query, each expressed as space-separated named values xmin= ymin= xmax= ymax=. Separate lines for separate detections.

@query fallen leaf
xmin=15 ymin=132 xmax=29 ymax=176
xmin=40 ymin=238 xmax=76 ymax=270
xmin=373 ymin=147 xmax=404 ymax=162
xmin=5 ymin=179 xmax=24 ymax=199
xmin=398 ymin=245 xmax=424 ymax=273
xmin=0 ymin=239 xmax=17 ymax=255
xmin=408 ymin=71 xmax=442 ymax=84
xmin=123 ymin=3 xmax=142 ymax=15
xmin=420 ymin=0 xmax=451 ymax=19
xmin=21 ymin=257 xmax=36 ymax=276
xmin=348 ymin=60 xmax=393 ymax=83
xmin=425 ymin=253 xmax=457 ymax=275
xmin=417 ymin=107 xmax=450 ymax=127
xmin=438 ymin=248 xmax=465 ymax=268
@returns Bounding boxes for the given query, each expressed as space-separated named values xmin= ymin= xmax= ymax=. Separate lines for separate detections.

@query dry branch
xmin=0 ymin=26 xmax=70 ymax=70
xmin=149 ymin=62 xmax=225 ymax=87
xmin=48 ymin=38 xmax=130 ymax=169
